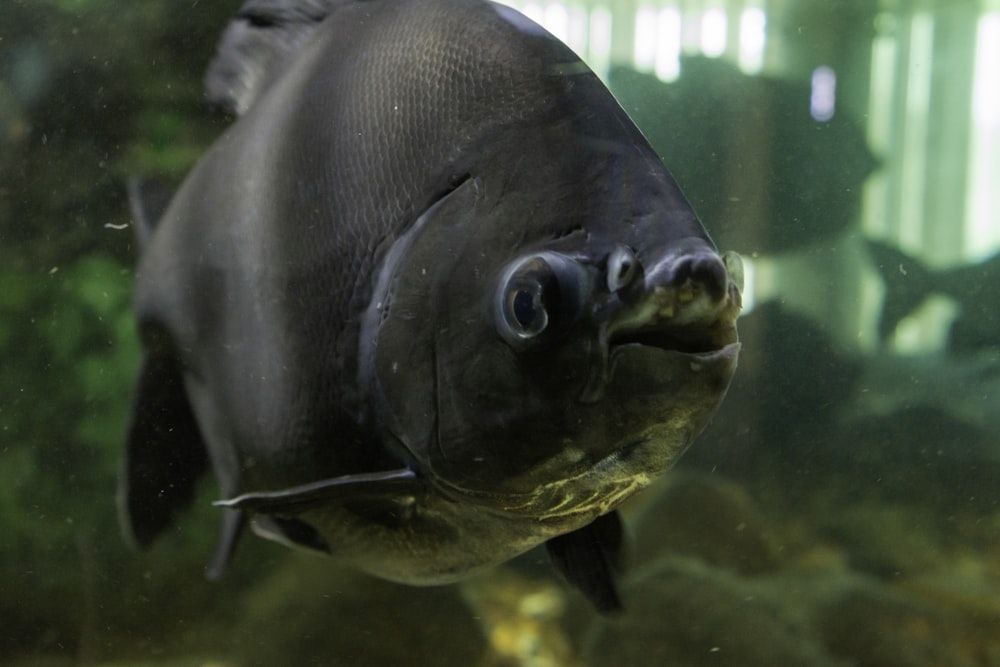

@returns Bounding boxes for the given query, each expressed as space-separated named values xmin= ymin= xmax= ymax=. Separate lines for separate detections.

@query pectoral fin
xmin=214 ymin=468 xmax=421 ymax=514
xmin=546 ymin=510 xmax=626 ymax=613
xmin=205 ymin=507 xmax=246 ymax=581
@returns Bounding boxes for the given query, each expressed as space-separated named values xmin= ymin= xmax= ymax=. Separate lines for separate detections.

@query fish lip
xmin=578 ymin=312 xmax=740 ymax=404
xmin=605 ymin=339 xmax=741 ymax=386
xmin=607 ymin=274 xmax=743 ymax=352
xmin=609 ymin=326 xmax=735 ymax=356
xmin=611 ymin=337 xmax=739 ymax=361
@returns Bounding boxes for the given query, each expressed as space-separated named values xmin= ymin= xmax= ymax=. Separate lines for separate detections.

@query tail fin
xmin=866 ymin=239 xmax=936 ymax=342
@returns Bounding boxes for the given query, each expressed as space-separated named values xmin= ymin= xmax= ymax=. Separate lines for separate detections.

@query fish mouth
xmin=580 ymin=273 xmax=742 ymax=404
xmin=610 ymin=325 xmax=732 ymax=356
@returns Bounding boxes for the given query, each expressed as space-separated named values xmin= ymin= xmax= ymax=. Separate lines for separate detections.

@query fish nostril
xmin=698 ymin=256 xmax=728 ymax=299
xmin=671 ymin=253 xmax=728 ymax=300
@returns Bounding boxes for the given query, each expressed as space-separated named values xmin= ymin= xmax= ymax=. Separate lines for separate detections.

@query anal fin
xmin=546 ymin=510 xmax=626 ymax=613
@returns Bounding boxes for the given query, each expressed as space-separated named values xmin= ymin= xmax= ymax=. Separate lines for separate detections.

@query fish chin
xmin=603 ymin=341 xmax=740 ymax=453
xmin=436 ymin=341 xmax=739 ymax=521
xmin=561 ymin=341 xmax=740 ymax=514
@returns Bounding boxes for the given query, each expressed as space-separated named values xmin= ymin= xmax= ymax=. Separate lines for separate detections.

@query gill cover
xmin=360 ymin=177 xmax=485 ymax=466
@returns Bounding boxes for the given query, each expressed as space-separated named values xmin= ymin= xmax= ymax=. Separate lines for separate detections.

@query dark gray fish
xmin=609 ymin=58 xmax=879 ymax=255
xmin=120 ymin=0 xmax=743 ymax=612
xmin=867 ymin=239 xmax=1000 ymax=353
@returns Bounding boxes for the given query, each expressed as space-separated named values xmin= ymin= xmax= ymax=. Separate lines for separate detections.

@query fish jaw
xmin=433 ymin=340 xmax=740 ymax=522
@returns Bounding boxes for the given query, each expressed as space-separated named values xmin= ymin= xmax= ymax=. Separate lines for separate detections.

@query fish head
xmin=365 ymin=146 xmax=742 ymax=523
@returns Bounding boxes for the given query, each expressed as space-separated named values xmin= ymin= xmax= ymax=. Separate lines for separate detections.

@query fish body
xmin=121 ymin=0 xmax=742 ymax=610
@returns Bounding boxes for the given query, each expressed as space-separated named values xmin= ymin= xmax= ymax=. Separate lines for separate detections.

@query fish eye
xmin=507 ymin=283 xmax=549 ymax=335
xmin=496 ymin=253 xmax=589 ymax=346
xmin=606 ymin=244 xmax=638 ymax=293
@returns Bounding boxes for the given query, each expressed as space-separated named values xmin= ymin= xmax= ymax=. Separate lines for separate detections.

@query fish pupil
xmin=496 ymin=253 xmax=577 ymax=344
xmin=513 ymin=289 xmax=540 ymax=328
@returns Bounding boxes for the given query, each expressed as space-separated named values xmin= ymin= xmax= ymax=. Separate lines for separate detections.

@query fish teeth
xmin=676 ymin=282 xmax=697 ymax=303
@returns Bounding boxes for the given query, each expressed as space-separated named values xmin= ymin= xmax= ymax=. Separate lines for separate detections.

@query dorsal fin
xmin=126 ymin=177 xmax=174 ymax=251
xmin=204 ymin=0 xmax=355 ymax=115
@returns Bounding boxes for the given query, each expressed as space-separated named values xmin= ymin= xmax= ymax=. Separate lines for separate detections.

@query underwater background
xmin=1 ymin=0 xmax=998 ymax=665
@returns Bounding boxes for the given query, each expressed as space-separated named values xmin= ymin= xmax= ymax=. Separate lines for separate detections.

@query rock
xmin=460 ymin=566 xmax=582 ymax=667
xmin=815 ymin=577 xmax=1000 ymax=667
xmin=232 ymin=553 xmax=485 ymax=667
xmin=818 ymin=503 xmax=946 ymax=578
xmin=628 ymin=472 xmax=781 ymax=576
xmin=586 ymin=555 xmax=1000 ymax=667
xmin=584 ymin=557 xmax=847 ymax=667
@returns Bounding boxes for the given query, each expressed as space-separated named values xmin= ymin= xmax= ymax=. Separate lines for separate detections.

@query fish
xmin=867 ymin=239 xmax=1000 ymax=352
xmin=609 ymin=57 xmax=878 ymax=255
xmin=119 ymin=0 xmax=743 ymax=613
